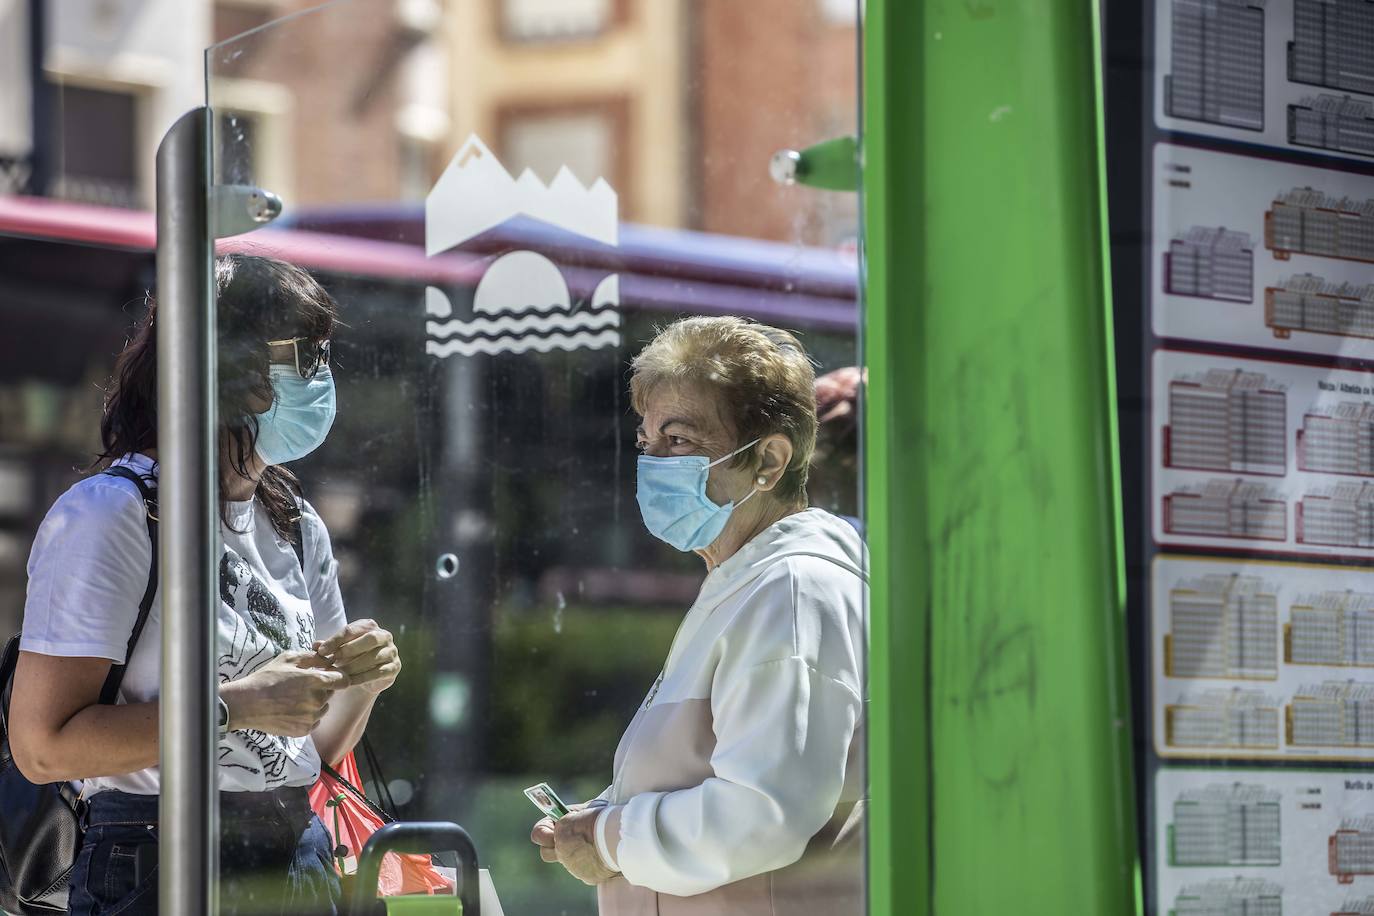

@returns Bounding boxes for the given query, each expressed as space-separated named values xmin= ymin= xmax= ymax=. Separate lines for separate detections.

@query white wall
xmin=46 ymin=0 xmax=212 ymax=204
xmin=0 ymin=0 xmax=31 ymax=158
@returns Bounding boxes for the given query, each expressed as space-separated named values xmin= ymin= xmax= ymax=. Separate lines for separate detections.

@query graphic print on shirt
xmin=220 ymin=551 xmax=291 ymax=649
xmin=217 ymin=548 xmax=313 ymax=785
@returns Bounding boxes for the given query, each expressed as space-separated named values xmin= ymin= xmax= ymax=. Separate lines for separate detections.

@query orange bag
xmin=309 ymin=752 xmax=454 ymax=897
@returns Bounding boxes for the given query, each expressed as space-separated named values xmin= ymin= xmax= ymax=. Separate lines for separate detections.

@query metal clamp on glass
xmin=769 ymin=136 xmax=860 ymax=191
xmin=212 ymin=184 xmax=283 ymax=238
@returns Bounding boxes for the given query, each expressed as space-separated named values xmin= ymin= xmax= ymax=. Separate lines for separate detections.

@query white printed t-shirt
xmin=20 ymin=453 xmax=348 ymax=795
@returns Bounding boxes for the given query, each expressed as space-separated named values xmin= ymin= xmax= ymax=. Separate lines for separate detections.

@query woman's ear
xmin=754 ymin=434 xmax=794 ymax=493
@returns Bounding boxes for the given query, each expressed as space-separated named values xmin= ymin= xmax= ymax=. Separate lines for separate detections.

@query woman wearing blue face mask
xmin=10 ymin=254 xmax=400 ymax=915
xmin=531 ymin=316 xmax=869 ymax=916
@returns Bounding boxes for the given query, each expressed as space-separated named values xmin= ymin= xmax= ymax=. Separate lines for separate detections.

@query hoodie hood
xmin=740 ymin=507 xmax=868 ymax=580
xmin=695 ymin=508 xmax=868 ymax=614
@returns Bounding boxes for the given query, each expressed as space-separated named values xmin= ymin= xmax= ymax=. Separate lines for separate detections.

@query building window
xmin=216 ymin=109 xmax=260 ymax=186
xmin=208 ymin=78 xmax=293 ymax=204
xmin=0 ymin=0 xmax=30 ymax=164
xmin=500 ymin=0 xmax=617 ymax=42
xmin=818 ymin=0 xmax=859 ymax=25
xmin=500 ymin=106 xmax=619 ymax=196
xmin=52 ymin=85 xmax=139 ymax=208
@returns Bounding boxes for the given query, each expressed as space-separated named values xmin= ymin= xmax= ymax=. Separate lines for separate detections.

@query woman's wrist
xmin=218 ymin=678 xmax=258 ymax=731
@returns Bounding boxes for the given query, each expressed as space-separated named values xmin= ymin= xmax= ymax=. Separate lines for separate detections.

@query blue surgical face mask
xmin=636 ymin=438 xmax=762 ymax=552
xmin=253 ymin=365 xmax=336 ymax=467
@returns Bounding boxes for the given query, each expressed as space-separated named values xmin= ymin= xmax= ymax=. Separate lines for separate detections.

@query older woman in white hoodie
xmin=531 ymin=316 xmax=868 ymax=916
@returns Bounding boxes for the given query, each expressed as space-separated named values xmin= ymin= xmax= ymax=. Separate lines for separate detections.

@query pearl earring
xmin=756 ymin=476 xmax=768 ymax=486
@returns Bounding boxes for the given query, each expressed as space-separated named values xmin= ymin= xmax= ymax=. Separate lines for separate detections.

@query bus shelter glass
xmin=206 ymin=1 xmax=865 ymax=913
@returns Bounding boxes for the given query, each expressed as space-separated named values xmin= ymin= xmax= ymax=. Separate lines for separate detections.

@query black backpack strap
xmin=291 ymin=513 xmax=305 ymax=573
xmin=98 ymin=466 xmax=159 ymax=706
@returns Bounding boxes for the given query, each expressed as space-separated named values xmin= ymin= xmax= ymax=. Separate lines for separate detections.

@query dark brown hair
xmin=95 ymin=253 xmax=339 ymax=540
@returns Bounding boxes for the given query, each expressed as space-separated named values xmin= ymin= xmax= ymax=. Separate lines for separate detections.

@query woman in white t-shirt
xmin=11 ymin=254 xmax=401 ymax=916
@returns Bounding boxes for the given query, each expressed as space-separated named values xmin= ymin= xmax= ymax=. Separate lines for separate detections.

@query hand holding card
xmin=523 ymin=782 xmax=570 ymax=820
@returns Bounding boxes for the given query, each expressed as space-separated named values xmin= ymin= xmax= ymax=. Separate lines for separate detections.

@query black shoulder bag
xmin=0 ymin=466 xmax=159 ymax=915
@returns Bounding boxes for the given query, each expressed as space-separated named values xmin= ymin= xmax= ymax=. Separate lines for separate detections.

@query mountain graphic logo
xmin=424 ymin=134 xmax=621 ymax=358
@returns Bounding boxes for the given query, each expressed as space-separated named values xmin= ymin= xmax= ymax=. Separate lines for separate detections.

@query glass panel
xmin=207 ymin=1 xmax=863 ymax=912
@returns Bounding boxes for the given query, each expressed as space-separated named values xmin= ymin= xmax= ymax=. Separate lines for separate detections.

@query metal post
xmin=863 ymin=0 xmax=1137 ymax=913
xmin=155 ymin=106 xmax=218 ymax=914
xmin=27 ymin=0 xmax=52 ymax=195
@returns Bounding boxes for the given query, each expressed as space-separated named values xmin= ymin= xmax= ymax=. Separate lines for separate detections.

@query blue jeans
xmin=68 ymin=787 xmax=342 ymax=916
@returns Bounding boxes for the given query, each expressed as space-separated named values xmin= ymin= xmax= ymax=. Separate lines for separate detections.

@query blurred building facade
xmin=443 ymin=0 xmax=858 ymax=243
xmin=446 ymin=0 xmax=688 ymax=228
xmin=1 ymin=0 xmax=857 ymax=239
xmin=1 ymin=0 xmax=213 ymax=207
xmin=0 ymin=0 xmax=449 ymax=209
xmin=209 ymin=0 xmax=449 ymax=207
xmin=694 ymin=0 xmax=858 ymax=245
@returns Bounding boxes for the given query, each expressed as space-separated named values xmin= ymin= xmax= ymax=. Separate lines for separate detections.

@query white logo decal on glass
xmin=424 ymin=134 xmax=621 ymax=358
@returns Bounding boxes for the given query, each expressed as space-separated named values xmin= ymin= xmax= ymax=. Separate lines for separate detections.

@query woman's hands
xmin=220 ymin=650 xmax=347 ymax=736
xmin=304 ymin=621 xmax=400 ymax=767
xmin=531 ymin=805 xmax=619 ymax=886
xmin=220 ymin=620 xmax=400 ymax=739
xmin=313 ymin=619 xmax=401 ymax=695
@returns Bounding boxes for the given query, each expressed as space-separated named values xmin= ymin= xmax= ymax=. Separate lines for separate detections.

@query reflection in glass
xmin=202 ymin=1 xmax=863 ymax=912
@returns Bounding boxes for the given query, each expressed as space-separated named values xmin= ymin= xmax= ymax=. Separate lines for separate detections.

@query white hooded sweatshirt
xmin=592 ymin=508 xmax=868 ymax=916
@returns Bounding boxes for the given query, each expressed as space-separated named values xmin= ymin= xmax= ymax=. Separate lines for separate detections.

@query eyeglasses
xmin=267 ymin=336 xmax=332 ymax=380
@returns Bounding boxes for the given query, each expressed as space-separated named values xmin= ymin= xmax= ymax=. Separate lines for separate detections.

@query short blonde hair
xmin=630 ymin=316 xmax=818 ymax=505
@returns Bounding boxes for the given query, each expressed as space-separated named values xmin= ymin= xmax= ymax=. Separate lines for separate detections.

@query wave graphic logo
xmin=424 ymin=135 xmax=621 ymax=358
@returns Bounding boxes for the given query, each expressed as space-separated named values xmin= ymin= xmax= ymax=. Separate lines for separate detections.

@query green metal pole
xmin=861 ymin=0 xmax=929 ymax=912
xmin=862 ymin=1 xmax=1139 ymax=913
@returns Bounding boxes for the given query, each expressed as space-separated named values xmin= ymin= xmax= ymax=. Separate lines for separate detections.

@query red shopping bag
xmin=309 ymin=752 xmax=454 ymax=897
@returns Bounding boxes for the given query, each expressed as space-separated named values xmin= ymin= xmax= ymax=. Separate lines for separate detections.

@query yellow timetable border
xmin=1151 ymin=552 xmax=1374 ymax=761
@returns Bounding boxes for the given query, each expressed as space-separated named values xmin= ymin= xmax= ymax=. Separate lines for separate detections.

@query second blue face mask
xmin=636 ymin=438 xmax=761 ymax=552
xmin=254 ymin=365 xmax=337 ymax=467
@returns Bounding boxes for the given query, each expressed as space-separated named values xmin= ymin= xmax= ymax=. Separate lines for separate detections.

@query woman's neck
xmin=223 ymin=473 xmax=257 ymax=501
xmin=145 ymin=446 xmax=261 ymax=500
xmin=219 ymin=442 xmax=267 ymax=501
xmin=695 ymin=500 xmax=801 ymax=573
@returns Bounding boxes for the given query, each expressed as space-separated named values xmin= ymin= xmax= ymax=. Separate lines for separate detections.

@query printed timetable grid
xmin=1146 ymin=1 xmax=1374 ymax=913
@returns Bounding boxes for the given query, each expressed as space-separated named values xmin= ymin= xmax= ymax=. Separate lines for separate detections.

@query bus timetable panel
xmin=1154 ymin=0 xmax=1374 ymax=164
xmin=1155 ymin=768 xmax=1374 ymax=913
xmin=1141 ymin=1 xmax=1374 ymax=913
